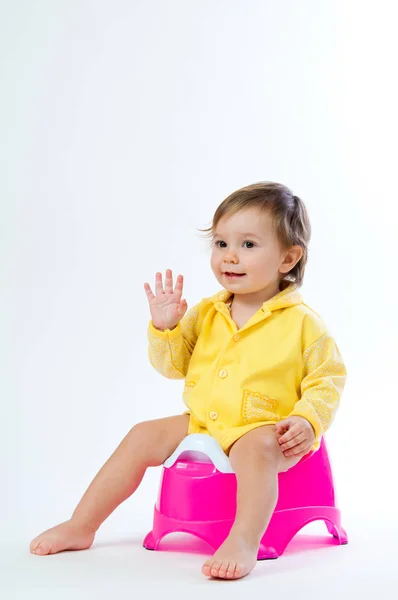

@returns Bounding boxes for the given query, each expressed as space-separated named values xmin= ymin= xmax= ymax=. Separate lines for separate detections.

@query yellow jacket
xmin=147 ymin=282 xmax=347 ymax=452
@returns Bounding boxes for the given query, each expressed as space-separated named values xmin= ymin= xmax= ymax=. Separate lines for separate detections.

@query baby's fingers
xmin=164 ymin=269 xmax=173 ymax=294
xmin=155 ymin=272 xmax=164 ymax=295
xmin=144 ymin=282 xmax=155 ymax=301
xmin=278 ymin=422 xmax=301 ymax=444
xmin=284 ymin=440 xmax=311 ymax=457
xmin=177 ymin=299 xmax=188 ymax=316
xmin=173 ymin=273 xmax=184 ymax=299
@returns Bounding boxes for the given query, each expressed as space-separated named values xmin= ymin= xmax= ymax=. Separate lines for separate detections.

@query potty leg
xmin=143 ymin=506 xmax=234 ymax=554
xmin=257 ymin=506 xmax=348 ymax=559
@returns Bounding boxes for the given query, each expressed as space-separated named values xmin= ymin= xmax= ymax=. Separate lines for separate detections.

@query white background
xmin=1 ymin=0 xmax=397 ymax=596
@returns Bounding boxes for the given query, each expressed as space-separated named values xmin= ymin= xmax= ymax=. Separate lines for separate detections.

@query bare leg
xmin=201 ymin=425 xmax=303 ymax=579
xmin=30 ymin=414 xmax=189 ymax=555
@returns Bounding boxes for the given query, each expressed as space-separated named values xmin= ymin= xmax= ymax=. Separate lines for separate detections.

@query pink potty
xmin=143 ymin=433 xmax=348 ymax=559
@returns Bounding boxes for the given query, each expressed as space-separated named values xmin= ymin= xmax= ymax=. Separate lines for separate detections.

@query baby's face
xmin=210 ymin=207 xmax=288 ymax=296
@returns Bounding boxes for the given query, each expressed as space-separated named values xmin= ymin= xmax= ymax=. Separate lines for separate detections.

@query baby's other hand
xmin=274 ymin=416 xmax=315 ymax=457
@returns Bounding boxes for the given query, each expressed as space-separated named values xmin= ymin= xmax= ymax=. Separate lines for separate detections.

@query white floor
xmin=3 ymin=515 xmax=396 ymax=599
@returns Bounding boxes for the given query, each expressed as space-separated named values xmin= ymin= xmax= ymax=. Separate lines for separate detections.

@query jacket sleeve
xmin=147 ymin=302 xmax=202 ymax=379
xmin=288 ymin=332 xmax=347 ymax=445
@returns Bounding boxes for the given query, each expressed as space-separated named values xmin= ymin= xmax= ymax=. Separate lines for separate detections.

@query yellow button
xmin=209 ymin=411 xmax=218 ymax=420
xmin=233 ymin=334 xmax=240 ymax=341
xmin=219 ymin=369 xmax=228 ymax=378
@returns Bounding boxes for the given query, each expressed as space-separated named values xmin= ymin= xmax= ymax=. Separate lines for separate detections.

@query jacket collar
xmin=210 ymin=282 xmax=303 ymax=312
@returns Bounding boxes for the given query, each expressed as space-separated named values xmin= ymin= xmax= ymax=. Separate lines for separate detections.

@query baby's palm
xmin=144 ymin=269 xmax=187 ymax=330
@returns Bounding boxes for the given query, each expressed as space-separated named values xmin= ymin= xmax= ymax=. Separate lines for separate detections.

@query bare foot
xmin=201 ymin=533 xmax=258 ymax=580
xmin=30 ymin=519 xmax=96 ymax=556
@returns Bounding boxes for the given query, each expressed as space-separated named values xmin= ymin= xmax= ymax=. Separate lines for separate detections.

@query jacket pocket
xmin=242 ymin=389 xmax=281 ymax=424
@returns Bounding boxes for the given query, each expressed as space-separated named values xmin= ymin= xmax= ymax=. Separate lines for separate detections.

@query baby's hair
xmin=198 ymin=181 xmax=311 ymax=290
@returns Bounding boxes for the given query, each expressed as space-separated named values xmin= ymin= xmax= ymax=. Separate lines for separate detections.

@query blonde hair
xmin=198 ymin=181 xmax=312 ymax=290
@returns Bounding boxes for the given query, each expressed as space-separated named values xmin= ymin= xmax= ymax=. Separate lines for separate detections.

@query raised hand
xmin=144 ymin=269 xmax=188 ymax=331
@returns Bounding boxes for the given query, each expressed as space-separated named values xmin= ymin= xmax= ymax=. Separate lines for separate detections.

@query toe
xmin=30 ymin=538 xmax=44 ymax=554
xmin=233 ymin=564 xmax=243 ymax=579
xmin=226 ymin=561 xmax=237 ymax=579
xmin=217 ymin=561 xmax=230 ymax=579
xmin=32 ymin=540 xmax=51 ymax=555
xmin=210 ymin=560 xmax=223 ymax=578
xmin=201 ymin=561 xmax=212 ymax=577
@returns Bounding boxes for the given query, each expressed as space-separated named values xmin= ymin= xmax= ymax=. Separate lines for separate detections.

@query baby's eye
xmin=213 ymin=240 xmax=255 ymax=248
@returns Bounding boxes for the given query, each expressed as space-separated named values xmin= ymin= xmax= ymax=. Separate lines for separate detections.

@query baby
xmin=30 ymin=181 xmax=347 ymax=580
